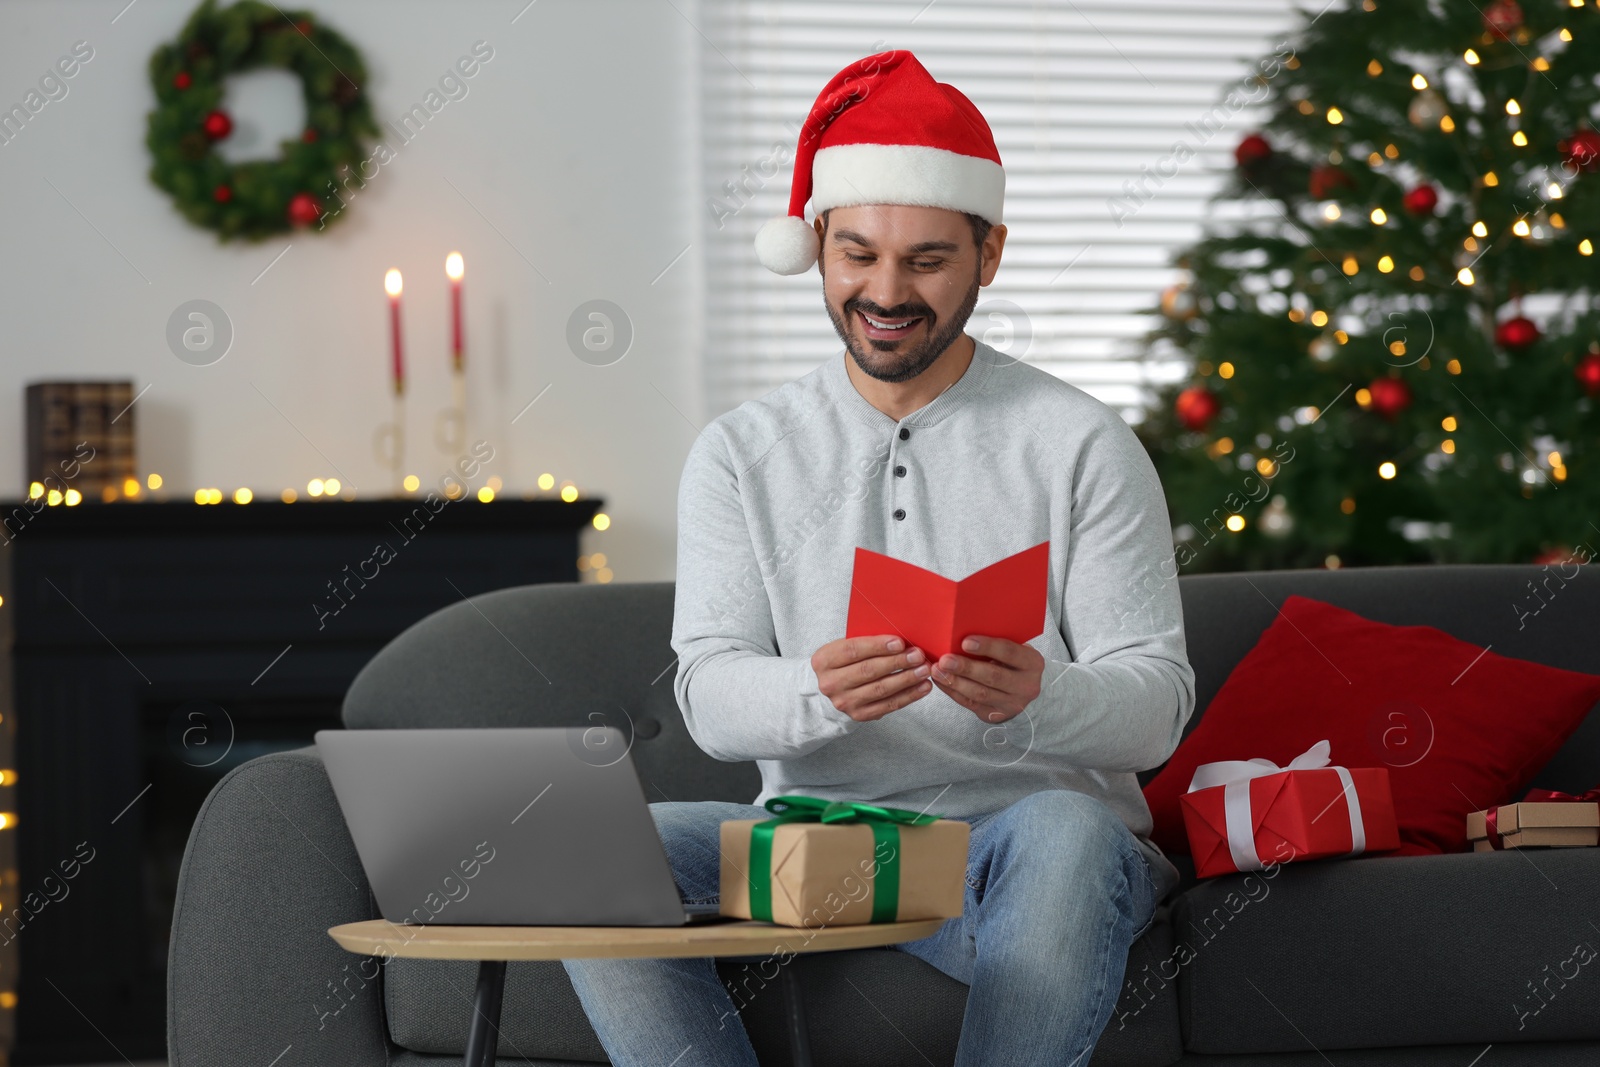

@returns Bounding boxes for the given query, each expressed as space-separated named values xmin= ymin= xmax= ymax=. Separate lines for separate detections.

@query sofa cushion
xmin=380 ymin=915 xmax=1185 ymax=1065
xmin=1143 ymin=595 xmax=1600 ymax=857
xmin=1173 ymin=847 xmax=1600 ymax=1053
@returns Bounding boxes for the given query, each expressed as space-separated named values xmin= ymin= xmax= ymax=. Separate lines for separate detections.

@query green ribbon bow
xmin=746 ymin=795 xmax=940 ymax=924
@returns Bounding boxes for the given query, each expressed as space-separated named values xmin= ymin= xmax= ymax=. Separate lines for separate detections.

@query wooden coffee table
xmin=329 ymin=917 xmax=947 ymax=1067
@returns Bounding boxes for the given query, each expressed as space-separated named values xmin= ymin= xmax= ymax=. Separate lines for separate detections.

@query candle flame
xmin=385 ymin=268 xmax=403 ymax=297
xmin=445 ymin=251 xmax=464 ymax=281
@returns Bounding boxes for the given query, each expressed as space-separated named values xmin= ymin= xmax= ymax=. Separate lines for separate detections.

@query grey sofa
xmin=168 ymin=564 xmax=1600 ymax=1066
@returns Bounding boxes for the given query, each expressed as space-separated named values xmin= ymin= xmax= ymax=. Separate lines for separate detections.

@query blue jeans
xmin=562 ymin=790 xmax=1159 ymax=1066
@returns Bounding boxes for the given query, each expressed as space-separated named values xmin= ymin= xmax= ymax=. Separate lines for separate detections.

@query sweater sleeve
xmin=1018 ymin=414 xmax=1197 ymax=772
xmin=669 ymin=425 xmax=860 ymax=762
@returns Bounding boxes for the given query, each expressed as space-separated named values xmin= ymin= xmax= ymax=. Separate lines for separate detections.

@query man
xmin=563 ymin=49 xmax=1195 ymax=1066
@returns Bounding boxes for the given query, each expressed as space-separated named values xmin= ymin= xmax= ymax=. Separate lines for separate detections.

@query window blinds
xmin=697 ymin=0 xmax=1310 ymax=423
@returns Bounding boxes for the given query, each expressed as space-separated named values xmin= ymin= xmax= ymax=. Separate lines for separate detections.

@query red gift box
xmin=1180 ymin=739 xmax=1401 ymax=878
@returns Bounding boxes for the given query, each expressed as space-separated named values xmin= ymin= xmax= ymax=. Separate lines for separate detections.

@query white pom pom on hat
xmin=755 ymin=50 xmax=1004 ymax=275
xmin=754 ymin=215 xmax=822 ymax=275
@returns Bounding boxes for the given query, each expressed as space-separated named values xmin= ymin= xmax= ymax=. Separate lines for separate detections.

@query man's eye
xmin=912 ymin=260 xmax=941 ymax=270
xmin=844 ymin=253 xmax=873 ymax=264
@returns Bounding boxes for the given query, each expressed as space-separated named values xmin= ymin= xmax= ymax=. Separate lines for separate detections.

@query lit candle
xmin=445 ymin=251 xmax=465 ymax=372
xmin=384 ymin=268 xmax=404 ymax=394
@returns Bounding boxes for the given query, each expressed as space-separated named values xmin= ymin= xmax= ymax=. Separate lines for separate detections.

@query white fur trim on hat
xmin=754 ymin=214 xmax=821 ymax=275
xmin=811 ymin=143 xmax=1005 ymax=225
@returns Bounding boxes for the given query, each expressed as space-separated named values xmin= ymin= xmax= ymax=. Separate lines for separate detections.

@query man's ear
xmin=813 ymin=214 xmax=828 ymax=276
xmin=979 ymin=223 xmax=1008 ymax=286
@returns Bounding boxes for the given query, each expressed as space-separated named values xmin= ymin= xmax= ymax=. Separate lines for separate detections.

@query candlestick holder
xmin=373 ymin=390 xmax=406 ymax=494
xmin=435 ymin=367 xmax=466 ymax=454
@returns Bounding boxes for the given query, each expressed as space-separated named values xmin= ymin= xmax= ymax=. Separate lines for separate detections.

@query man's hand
xmin=811 ymin=635 xmax=933 ymax=722
xmin=930 ymin=636 xmax=1044 ymax=724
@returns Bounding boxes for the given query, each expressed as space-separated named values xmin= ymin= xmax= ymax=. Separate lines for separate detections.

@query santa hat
xmin=754 ymin=50 xmax=1005 ymax=275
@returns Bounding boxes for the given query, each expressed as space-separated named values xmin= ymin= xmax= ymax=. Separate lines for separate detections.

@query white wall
xmin=0 ymin=0 xmax=704 ymax=582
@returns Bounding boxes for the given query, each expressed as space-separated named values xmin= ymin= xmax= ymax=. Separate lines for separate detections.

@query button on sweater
xmin=670 ymin=338 xmax=1197 ymax=902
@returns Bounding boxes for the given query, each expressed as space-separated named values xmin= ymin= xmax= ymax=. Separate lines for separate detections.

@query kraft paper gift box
xmin=1181 ymin=739 xmax=1400 ymax=879
xmin=720 ymin=796 xmax=969 ymax=927
xmin=1467 ymin=788 xmax=1600 ymax=851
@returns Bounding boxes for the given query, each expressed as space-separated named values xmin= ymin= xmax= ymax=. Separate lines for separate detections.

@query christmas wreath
xmin=145 ymin=0 xmax=379 ymax=241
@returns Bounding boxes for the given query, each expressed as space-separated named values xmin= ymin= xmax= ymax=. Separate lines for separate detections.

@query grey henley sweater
xmin=670 ymin=338 xmax=1196 ymax=902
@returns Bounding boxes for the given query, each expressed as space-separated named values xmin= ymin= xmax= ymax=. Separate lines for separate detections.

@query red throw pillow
xmin=1143 ymin=594 xmax=1600 ymax=857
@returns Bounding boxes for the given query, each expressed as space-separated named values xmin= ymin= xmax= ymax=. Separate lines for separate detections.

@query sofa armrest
xmin=168 ymin=746 xmax=390 ymax=1067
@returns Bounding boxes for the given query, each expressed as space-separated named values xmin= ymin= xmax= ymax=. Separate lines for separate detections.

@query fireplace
xmin=2 ymin=497 xmax=599 ymax=1063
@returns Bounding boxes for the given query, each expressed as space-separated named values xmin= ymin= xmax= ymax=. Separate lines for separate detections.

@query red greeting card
xmin=844 ymin=541 xmax=1050 ymax=662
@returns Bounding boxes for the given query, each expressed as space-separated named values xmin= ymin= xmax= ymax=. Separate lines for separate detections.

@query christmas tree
xmin=1132 ymin=0 xmax=1600 ymax=573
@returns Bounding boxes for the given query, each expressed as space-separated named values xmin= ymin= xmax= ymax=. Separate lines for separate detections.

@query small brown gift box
xmin=1466 ymin=802 xmax=1600 ymax=851
xmin=720 ymin=817 xmax=968 ymax=927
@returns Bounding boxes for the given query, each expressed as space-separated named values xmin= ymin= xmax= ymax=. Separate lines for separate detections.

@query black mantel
xmin=0 ymin=496 xmax=602 ymax=1064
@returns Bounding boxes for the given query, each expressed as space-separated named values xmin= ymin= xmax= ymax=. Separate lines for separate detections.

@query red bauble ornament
xmin=1483 ymin=0 xmax=1523 ymax=39
xmin=301 ymin=128 xmax=318 ymax=143
xmin=173 ymin=71 xmax=192 ymax=90
xmin=1402 ymin=184 xmax=1439 ymax=215
xmin=286 ymin=192 xmax=323 ymax=227
xmin=1367 ymin=377 xmax=1412 ymax=420
xmin=201 ymin=109 xmax=233 ymax=140
xmin=1234 ymin=133 xmax=1272 ymax=170
xmin=1575 ymin=353 xmax=1600 ymax=396
xmin=1532 ymin=546 xmax=1575 ymax=565
xmin=1175 ymin=385 xmax=1221 ymax=432
xmin=213 ymin=185 xmax=233 ymax=203
xmin=1495 ymin=315 xmax=1540 ymax=350
xmin=1308 ymin=164 xmax=1354 ymax=200
xmin=1559 ymin=129 xmax=1600 ymax=174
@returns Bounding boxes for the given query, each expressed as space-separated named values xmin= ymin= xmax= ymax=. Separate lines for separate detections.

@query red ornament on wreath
xmin=1235 ymin=133 xmax=1272 ymax=170
xmin=147 ymin=3 xmax=378 ymax=241
xmin=201 ymin=109 xmax=233 ymax=140
xmin=1367 ymin=377 xmax=1412 ymax=420
xmin=1175 ymin=385 xmax=1221 ymax=432
xmin=1576 ymin=352 xmax=1600 ymax=396
xmin=286 ymin=193 xmax=322 ymax=227
xmin=1483 ymin=0 xmax=1523 ymax=39
xmin=1495 ymin=315 xmax=1540 ymax=350
xmin=1559 ymin=128 xmax=1600 ymax=174
xmin=1308 ymin=164 xmax=1353 ymax=200
xmin=1402 ymin=184 xmax=1438 ymax=215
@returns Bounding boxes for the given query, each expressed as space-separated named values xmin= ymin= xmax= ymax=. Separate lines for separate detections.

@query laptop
xmin=315 ymin=726 xmax=735 ymax=926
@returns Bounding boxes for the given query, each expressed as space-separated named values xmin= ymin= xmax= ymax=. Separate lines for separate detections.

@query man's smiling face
xmin=816 ymin=203 xmax=1004 ymax=384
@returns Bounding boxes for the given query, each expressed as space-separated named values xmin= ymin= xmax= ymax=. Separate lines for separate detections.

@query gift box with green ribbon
xmin=719 ymin=795 xmax=969 ymax=927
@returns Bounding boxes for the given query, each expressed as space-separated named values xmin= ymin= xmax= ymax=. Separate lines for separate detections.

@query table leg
xmin=779 ymin=961 xmax=814 ymax=1067
xmin=463 ymin=959 xmax=506 ymax=1067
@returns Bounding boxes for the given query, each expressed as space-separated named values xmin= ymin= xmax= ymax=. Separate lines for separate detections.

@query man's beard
xmin=824 ymin=266 xmax=982 ymax=384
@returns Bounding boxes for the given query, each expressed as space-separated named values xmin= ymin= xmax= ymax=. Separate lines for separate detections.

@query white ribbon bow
xmin=1185 ymin=739 xmax=1367 ymax=873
